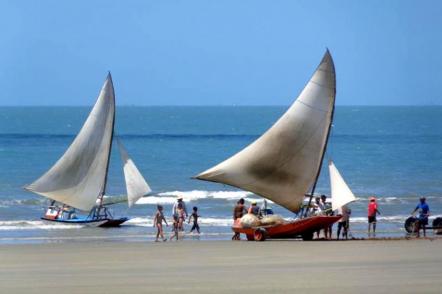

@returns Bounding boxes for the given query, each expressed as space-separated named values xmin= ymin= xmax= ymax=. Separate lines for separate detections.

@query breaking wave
xmin=135 ymin=190 xmax=270 ymax=205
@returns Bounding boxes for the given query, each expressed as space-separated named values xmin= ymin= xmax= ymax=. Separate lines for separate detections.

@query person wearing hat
xmin=412 ymin=197 xmax=430 ymax=237
xmin=248 ymin=200 xmax=261 ymax=217
xmin=172 ymin=196 xmax=187 ymax=221
xmin=368 ymin=196 xmax=381 ymax=237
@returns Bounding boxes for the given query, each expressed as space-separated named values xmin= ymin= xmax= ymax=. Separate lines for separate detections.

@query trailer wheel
xmin=404 ymin=217 xmax=419 ymax=233
xmin=253 ymin=229 xmax=267 ymax=241
xmin=432 ymin=217 xmax=442 ymax=235
xmin=302 ymin=231 xmax=313 ymax=241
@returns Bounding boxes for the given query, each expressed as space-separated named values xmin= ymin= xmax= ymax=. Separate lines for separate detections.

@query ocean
xmin=0 ymin=106 xmax=441 ymax=243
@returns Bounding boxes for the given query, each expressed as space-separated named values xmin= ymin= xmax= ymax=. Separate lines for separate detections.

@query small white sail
xmin=117 ymin=139 xmax=151 ymax=207
xmin=195 ymin=50 xmax=336 ymax=212
xmin=329 ymin=161 xmax=356 ymax=211
xmin=25 ymin=74 xmax=115 ymax=211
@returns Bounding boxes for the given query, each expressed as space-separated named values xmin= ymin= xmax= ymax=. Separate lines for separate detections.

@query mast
xmin=304 ymin=61 xmax=336 ymax=217
xmin=98 ymin=72 xmax=116 ymax=205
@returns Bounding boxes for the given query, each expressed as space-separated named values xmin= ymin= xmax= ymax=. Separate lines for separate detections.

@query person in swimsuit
xmin=169 ymin=214 xmax=179 ymax=241
xmin=153 ymin=205 xmax=168 ymax=242
xmin=188 ymin=206 xmax=200 ymax=234
xmin=177 ymin=202 xmax=186 ymax=231
xmin=232 ymin=198 xmax=246 ymax=240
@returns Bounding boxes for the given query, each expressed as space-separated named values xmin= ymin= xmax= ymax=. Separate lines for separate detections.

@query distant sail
xmin=117 ymin=139 xmax=151 ymax=207
xmin=25 ymin=74 xmax=115 ymax=211
xmin=329 ymin=161 xmax=356 ymax=211
xmin=195 ymin=50 xmax=336 ymax=212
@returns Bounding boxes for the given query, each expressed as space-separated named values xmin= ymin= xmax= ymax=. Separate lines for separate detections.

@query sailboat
xmin=194 ymin=50 xmax=341 ymax=240
xmin=24 ymin=74 xmax=151 ymax=227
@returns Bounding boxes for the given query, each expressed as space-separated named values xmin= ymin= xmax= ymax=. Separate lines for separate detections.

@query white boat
xmin=195 ymin=50 xmax=342 ymax=240
xmin=24 ymin=74 xmax=151 ymax=227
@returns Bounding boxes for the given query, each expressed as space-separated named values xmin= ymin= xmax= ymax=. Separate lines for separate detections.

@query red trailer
xmin=232 ymin=215 xmax=341 ymax=241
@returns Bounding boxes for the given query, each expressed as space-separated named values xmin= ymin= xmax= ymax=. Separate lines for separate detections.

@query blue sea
xmin=0 ymin=106 xmax=441 ymax=243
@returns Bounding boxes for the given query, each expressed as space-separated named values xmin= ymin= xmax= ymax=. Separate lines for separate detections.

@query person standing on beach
xmin=153 ymin=205 xmax=168 ymax=242
xmin=412 ymin=197 xmax=430 ymax=237
xmin=368 ymin=196 xmax=381 ymax=237
xmin=337 ymin=205 xmax=351 ymax=240
xmin=232 ymin=198 xmax=246 ymax=240
xmin=188 ymin=206 xmax=200 ymax=234
xmin=321 ymin=195 xmax=333 ymax=240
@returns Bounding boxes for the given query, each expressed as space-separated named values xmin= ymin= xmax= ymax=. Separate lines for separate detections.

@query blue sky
xmin=0 ymin=0 xmax=441 ymax=106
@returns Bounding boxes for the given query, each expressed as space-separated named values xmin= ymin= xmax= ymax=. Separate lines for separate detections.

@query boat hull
xmin=41 ymin=217 xmax=129 ymax=227
xmin=232 ymin=215 xmax=341 ymax=241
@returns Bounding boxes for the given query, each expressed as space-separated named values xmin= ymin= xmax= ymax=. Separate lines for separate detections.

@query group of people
xmin=152 ymin=195 xmax=431 ymax=242
xmin=153 ymin=197 xmax=200 ymax=242
xmin=319 ymin=195 xmax=430 ymax=239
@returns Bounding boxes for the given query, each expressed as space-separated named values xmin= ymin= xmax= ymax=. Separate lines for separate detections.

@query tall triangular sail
xmin=195 ymin=51 xmax=336 ymax=212
xmin=25 ymin=75 xmax=115 ymax=211
xmin=117 ymin=139 xmax=151 ymax=207
xmin=329 ymin=161 xmax=356 ymax=211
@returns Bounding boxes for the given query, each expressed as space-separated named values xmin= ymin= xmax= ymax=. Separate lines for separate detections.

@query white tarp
xmin=195 ymin=50 xmax=336 ymax=212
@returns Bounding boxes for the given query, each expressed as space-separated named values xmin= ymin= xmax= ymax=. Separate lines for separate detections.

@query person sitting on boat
xmin=248 ymin=201 xmax=261 ymax=217
xmin=172 ymin=196 xmax=187 ymax=219
xmin=412 ymin=197 xmax=430 ymax=237
xmin=232 ymin=198 xmax=246 ymax=240
xmin=314 ymin=197 xmax=323 ymax=215
xmin=337 ymin=205 xmax=351 ymax=240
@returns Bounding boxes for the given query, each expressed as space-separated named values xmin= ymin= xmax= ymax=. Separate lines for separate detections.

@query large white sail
xmin=195 ymin=50 xmax=335 ymax=212
xmin=329 ymin=161 xmax=356 ymax=211
xmin=25 ymin=74 xmax=115 ymax=211
xmin=117 ymin=139 xmax=151 ymax=207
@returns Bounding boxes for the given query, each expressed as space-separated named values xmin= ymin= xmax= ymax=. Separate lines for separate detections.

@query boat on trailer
xmin=25 ymin=74 xmax=151 ymax=227
xmin=195 ymin=50 xmax=351 ymax=241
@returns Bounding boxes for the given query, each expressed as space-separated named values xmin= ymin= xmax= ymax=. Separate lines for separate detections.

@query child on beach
xmin=169 ymin=214 xmax=179 ymax=241
xmin=188 ymin=206 xmax=200 ymax=234
xmin=153 ymin=205 xmax=168 ymax=242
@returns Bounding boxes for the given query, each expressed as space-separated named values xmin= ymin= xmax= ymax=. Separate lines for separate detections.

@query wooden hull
xmin=232 ymin=215 xmax=341 ymax=241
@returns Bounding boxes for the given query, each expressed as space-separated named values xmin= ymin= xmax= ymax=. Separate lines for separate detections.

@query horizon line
xmin=0 ymin=104 xmax=441 ymax=107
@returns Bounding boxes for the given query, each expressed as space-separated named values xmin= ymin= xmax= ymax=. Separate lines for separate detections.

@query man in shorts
xmin=412 ymin=197 xmax=430 ymax=237
xmin=368 ymin=196 xmax=380 ymax=237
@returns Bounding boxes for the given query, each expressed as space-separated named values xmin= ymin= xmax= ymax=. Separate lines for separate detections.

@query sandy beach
xmin=1 ymin=239 xmax=441 ymax=294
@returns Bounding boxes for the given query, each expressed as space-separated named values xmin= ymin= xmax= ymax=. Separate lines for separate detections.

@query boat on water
xmin=195 ymin=50 xmax=353 ymax=240
xmin=24 ymin=74 xmax=151 ymax=227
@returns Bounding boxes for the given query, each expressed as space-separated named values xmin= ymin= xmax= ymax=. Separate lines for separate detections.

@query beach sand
xmin=1 ymin=239 xmax=441 ymax=293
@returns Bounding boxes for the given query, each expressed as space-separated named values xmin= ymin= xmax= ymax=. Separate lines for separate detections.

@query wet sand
xmin=1 ymin=239 xmax=441 ymax=293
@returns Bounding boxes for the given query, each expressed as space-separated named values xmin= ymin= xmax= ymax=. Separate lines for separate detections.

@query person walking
xmin=412 ymin=197 xmax=430 ymax=237
xmin=368 ymin=196 xmax=381 ymax=237
xmin=153 ymin=205 xmax=168 ymax=242
xmin=188 ymin=206 xmax=200 ymax=234
xmin=172 ymin=196 xmax=187 ymax=219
